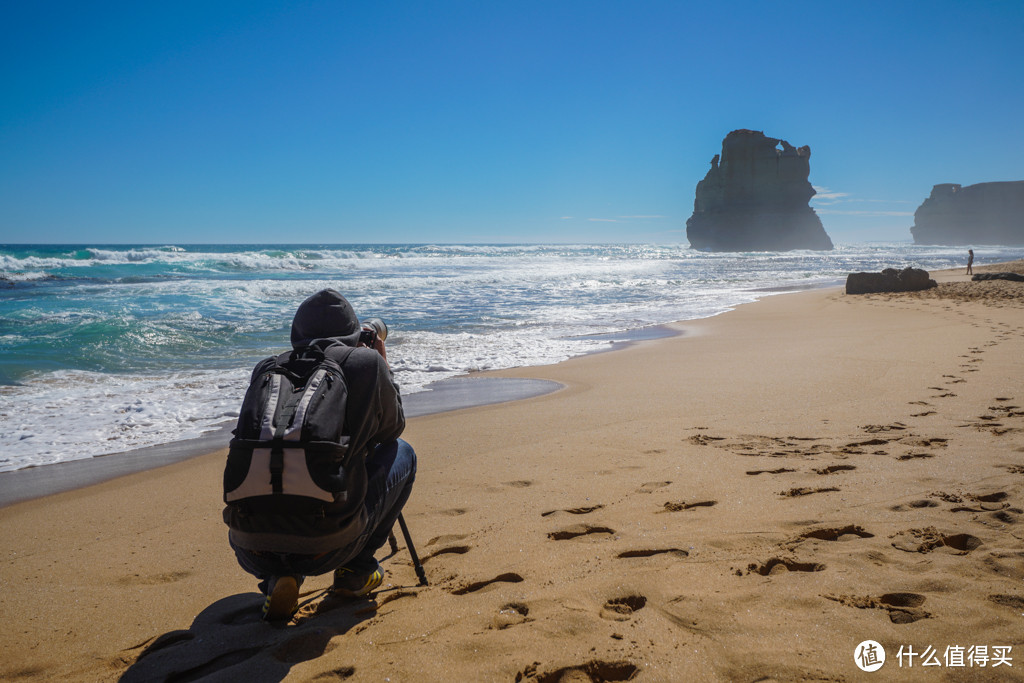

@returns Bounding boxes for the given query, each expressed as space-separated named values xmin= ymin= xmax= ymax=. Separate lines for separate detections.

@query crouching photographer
xmin=223 ymin=288 xmax=417 ymax=621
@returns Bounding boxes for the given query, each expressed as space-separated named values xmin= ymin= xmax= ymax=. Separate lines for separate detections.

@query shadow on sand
xmin=118 ymin=586 xmax=386 ymax=682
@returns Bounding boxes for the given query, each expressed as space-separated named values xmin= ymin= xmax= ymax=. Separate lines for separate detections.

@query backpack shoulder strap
xmin=324 ymin=342 xmax=357 ymax=366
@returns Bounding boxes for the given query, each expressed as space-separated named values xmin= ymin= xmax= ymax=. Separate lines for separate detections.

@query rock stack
xmin=911 ymin=181 xmax=1024 ymax=245
xmin=686 ymin=130 xmax=833 ymax=251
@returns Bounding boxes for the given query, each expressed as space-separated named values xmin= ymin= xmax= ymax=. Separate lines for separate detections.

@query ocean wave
xmin=86 ymin=247 xmax=182 ymax=262
xmin=0 ymin=270 xmax=51 ymax=282
xmin=0 ymin=368 xmax=246 ymax=471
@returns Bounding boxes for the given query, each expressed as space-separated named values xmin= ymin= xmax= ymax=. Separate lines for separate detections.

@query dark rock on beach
xmin=846 ymin=268 xmax=938 ymax=295
xmin=911 ymin=181 xmax=1024 ymax=245
xmin=686 ymin=129 xmax=833 ymax=252
xmin=972 ymin=272 xmax=1024 ymax=283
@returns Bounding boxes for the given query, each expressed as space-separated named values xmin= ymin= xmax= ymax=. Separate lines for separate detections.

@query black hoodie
xmin=224 ymin=289 xmax=405 ymax=554
xmin=289 ymin=288 xmax=405 ymax=462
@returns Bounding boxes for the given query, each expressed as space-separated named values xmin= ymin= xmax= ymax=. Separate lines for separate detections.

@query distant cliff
xmin=911 ymin=181 xmax=1024 ymax=245
xmin=685 ymin=129 xmax=833 ymax=251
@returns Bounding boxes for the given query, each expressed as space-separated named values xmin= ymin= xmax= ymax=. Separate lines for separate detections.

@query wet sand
xmin=1 ymin=262 xmax=1022 ymax=682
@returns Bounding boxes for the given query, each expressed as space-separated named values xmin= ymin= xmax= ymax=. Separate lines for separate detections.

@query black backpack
xmin=224 ymin=342 xmax=358 ymax=515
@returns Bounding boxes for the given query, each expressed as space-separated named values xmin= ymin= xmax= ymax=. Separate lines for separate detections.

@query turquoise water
xmin=1 ymin=242 xmax=1017 ymax=470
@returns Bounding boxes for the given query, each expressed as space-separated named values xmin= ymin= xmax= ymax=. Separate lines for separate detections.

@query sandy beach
xmin=2 ymin=262 xmax=1022 ymax=682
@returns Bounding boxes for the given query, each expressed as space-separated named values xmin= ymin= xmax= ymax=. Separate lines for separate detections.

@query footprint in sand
xmin=799 ymin=525 xmax=874 ymax=542
xmin=897 ymin=452 xmax=935 ymax=460
xmin=960 ymin=419 xmax=1020 ymax=436
xmin=617 ymin=548 xmax=689 ymax=559
xmin=517 ymin=660 xmax=639 ymax=683
xmin=843 ymin=440 xmax=892 ymax=456
xmin=421 ymin=545 xmax=470 ymax=563
xmin=845 ymin=437 xmax=892 ymax=450
xmin=637 ymin=481 xmax=671 ymax=494
xmin=547 ymin=524 xmax=616 ymax=541
xmin=989 ymin=510 xmax=1018 ymax=525
xmin=930 ymin=491 xmax=964 ymax=503
xmin=746 ymin=557 xmax=825 ymax=576
xmin=862 ymin=423 xmax=908 ymax=433
xmin=824 ymin=593 xmax=930 ymax=624
xmin=540 ymin=504 xmax=604 ymax=517
xmin=890 ymin=528 xmax=983 ymax=555
xmin=813 ymin=464 xmax=856 ymax=475
xmin=890 ymin=499 xmax=940 ymax=511
xmin=661 ymin=500 xmax=716 ymax=512
xmin=779 ymin=487 xmax=839 ymax=498
xmin=687 ymin=434 xmax=725 ymax=446
xmin=950 ymin=491 xmax=1012 ymax=512
xmin=490 ymin=602 xmax=531 ymax=630
xmin=746 ymin=467 xmax=797 ymax=476
xmin=427 ymin=533 xmax=469 ymax=546
xmin=899 ymin=437 xmax=948 ymax=449
xmin=989 ymin=401 xmax=1024 ymax=418
xmin=989 ymin=594 xmax=1024 ymax=611
xmin=450 ymin=572 xmax=524 ymax=595
xmin=600 ymin=595 xmax=647 ymax=621
xmin=377 ymin=591 xmax=417 ymax=608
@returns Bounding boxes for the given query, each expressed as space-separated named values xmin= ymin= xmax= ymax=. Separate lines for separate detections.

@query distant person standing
xmin=967 ymin=249 xmax=974 ymax=275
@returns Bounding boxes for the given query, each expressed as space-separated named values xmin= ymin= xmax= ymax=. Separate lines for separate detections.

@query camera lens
xmin=362 ymin=317 xmax=388 ymax=342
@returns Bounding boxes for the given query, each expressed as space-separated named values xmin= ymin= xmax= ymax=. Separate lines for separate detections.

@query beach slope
xmin=1 ymin=263 xmax=1022 ymax=681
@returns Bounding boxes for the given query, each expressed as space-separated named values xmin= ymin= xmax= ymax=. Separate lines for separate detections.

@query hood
xmin=290 ymin=289 xmax=363 ymax=349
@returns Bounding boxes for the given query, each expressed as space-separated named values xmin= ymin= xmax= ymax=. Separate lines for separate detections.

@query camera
xmin=359 ymin=317 xmax=388 ymax=347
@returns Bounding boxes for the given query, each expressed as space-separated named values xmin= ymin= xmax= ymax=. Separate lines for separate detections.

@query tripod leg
xmin=397 ymin=512 xmax=428 ymax=586
xmin=388 ymin=530 xmax=399 ymax=554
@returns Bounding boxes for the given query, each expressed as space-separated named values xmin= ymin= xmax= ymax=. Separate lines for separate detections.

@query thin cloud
xmin=815 ymin=209 xmax=914 ymax=216
xmin=812 ymin=185 xmax=849 ymax=201
xmin=811 ymin=186 xmax=917 ymax=214
xmin=858 ymin=198 xmax=916 ymax=204
xmin=588 ymin=218 xmax=618 ymax=222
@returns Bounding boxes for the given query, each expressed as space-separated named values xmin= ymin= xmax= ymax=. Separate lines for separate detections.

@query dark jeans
xmin=231 ymin=438 xmax=417 ymax=593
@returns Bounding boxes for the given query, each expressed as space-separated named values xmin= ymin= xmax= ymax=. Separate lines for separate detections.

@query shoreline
xmin=1 ymin=261 xmax=1022 ymax=681
xmin=0 ymin=258 xmax=1004 ymax=507
xmin=0 ymin=377 xmax=561 ymax=508
xmin=0 ymin=262 xmax=1007 ymax=508
xmin=0 ymin=325 xmax=682 ymax=508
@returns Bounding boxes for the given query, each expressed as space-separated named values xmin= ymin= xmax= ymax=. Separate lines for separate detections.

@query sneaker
xmin=332 ymin=563 xmax=383 ymax=598
xmin=261 ymin=575 xmax=299 ymax=622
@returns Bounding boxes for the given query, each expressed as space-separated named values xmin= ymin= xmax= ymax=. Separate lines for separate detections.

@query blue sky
xmin=1 ymin=1 xmax=1022 ymax=245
